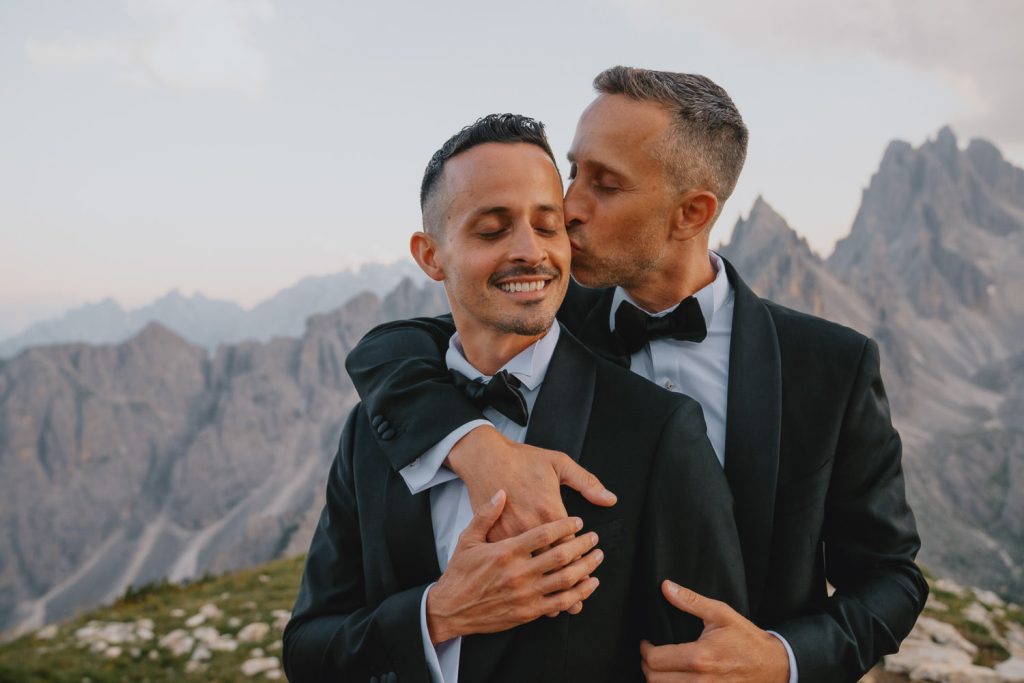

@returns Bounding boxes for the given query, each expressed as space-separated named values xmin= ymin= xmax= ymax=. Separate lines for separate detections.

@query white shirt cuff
xmin=399 ymin=420 xmax=492 ymax=494
xmin=767 ymin=631 xmax=798 ymax=683
xmin=419 ymin=584 xmax=444 ymax=682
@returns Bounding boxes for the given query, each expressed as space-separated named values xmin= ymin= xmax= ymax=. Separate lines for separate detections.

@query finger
xmin=567 ymin=601 xmax=583 ymax=615
xmin=639 ymin=638 xmax=699 ymax=673
xmin=641 ymin=655 xmax=696 ymax=683
xmin=538 ymin=548 xmax=604 ymax=595
xmin=531 ymin=531 xmax=599 ymax=573
xmin=661 ymin=580 xmax=731 ymax=625
xmin=538 ymin=576 xmax=599 ymax=615
xmin=512 ymin=516 xmax=584 ymax=554
xmin=554 ymin=455 xmax=617 ymax=507
xmin=458 ymin=490 xmax=506 ymax=544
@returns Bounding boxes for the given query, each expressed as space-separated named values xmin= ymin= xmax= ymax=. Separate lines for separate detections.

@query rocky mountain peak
xmin=723 ymin=196 xmax=818 ymax=263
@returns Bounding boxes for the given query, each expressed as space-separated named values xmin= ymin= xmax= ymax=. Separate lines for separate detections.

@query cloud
xmin=26 ymin=0 xmax=273 ymax=95
xmin=630 ymin=0 xmax=1024 ymax=144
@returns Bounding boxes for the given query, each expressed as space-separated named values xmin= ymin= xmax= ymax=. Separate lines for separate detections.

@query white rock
xmin=208 ymin=636 xmax=239 ymax=652
xmin=170 ymin=608 xmax=186 ymax=618
xmin=137 ymin=628 xmax=154 ymax=642
xmin=265 ymin=671 xmax=283 ymax=680
xmin=909 ymin=662 xmax=1002 ymax=682
xmin=962 ymin=602 xmax=996 ymax=634
xmin=238 ymin=622 xmax=271 ymax=643
xmin=191 ymin=645 xmax=212 ymax=662
xmin=192 ymin=626 xmax=220 ymax=644
xmin=35 ymin=624 xmax=59 ymax=639
xmin=129 ymin=648 xmax=141 ymax=658
xmin=934 ymin=579 xmax=968 ymax=598
xmin=185 ymin=661 xmax=207 ymax=674
xmin=258 ymin=574 xmax=271 ymax=584
xmin=136 ymin=618 xmax=155 ymax=631
xmin=200 ymin=603 xmax=223 ymax=620
xmin=271 ymin=610 xmax=290 ymax=631
xmin=973 ymin=589 xmax=1005 ymax=609
xmin=148 ymin=650 xmax=159 ymax=661
xmin=228 ymin=617 xmax=242 ymax=628
xmin=913 ymin=616 xmax=979 ymax=655
xmin=185 ymin=613 xmax=206 ymax=628
xmin=251 ymin=648 xmax=265 ymax=658
xmin=885 ymin=642 xmax=973 ymax=674
xmin=103 ymin=646 xmax=122 ymax=658
xmin=158 ymin=629 xmax=195 ymax=657
xmin=89 ymin=640 xmax=108 ymax=654
xmin=240 ymin=656 xmax=280 ymax=676
xmin=925 ymin=594 xmax=950 ymax=613
xmin=268 ymin=641 xmax=282 ymax=652
xmin=995 ymin=657 xmax=1024 ymax=682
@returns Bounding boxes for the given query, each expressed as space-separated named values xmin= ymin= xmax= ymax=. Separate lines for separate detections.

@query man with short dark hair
xmin=283 ymin=113 xmax=747 ymax=682
xmin=346 ymin=68 xmax=928 ymax=682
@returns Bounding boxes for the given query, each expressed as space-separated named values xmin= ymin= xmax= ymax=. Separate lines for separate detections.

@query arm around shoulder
xmin=343 ymin=315 xmax=487 ymax=471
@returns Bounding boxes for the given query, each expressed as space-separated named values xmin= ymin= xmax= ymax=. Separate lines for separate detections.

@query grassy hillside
xmin=0 ymin=556 xmax=305 ymax=683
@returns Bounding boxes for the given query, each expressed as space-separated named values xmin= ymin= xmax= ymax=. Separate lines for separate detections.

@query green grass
xmin=923 ymin=579 xmax=1016 ymax=668
xmin=0 ymin=555 xmax=305 ymax=683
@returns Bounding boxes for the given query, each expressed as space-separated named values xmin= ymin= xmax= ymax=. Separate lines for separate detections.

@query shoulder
xmin=762 ymin=299 xmax=871 ymax=364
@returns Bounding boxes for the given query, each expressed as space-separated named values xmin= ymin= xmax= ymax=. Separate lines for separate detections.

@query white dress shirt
xmin=401 ymin=324 xmax=560 ymax=683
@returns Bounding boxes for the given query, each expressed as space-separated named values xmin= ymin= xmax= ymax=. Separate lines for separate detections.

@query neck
xmin=625 ymin=245 xmax=714 ymax=313
xmin=455 ymin=324 xmax=548 ymax=376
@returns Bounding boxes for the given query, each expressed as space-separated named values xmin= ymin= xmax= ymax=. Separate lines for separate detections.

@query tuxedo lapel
xmin=721 ymin=258 xmax=781 ymax=618
xmin=382 ymin=469 xmax=440 ymax=591
xmin=571 ymin=289 xmax=631 ymax=368
xmin=459 ymin=325 xmax=596 ymax=682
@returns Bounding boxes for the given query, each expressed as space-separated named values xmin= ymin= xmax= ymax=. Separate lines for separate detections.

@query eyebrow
xmin=565 ymin=153 xmax=627 ymax=178
xmin=471 ymin=204 xmax=562 ymax=218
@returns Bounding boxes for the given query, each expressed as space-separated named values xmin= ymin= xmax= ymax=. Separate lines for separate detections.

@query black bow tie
xmin=613 ymin=297 xmax=708 ymax=355
xmin=451 ymin=369 xmax=529 ymax=427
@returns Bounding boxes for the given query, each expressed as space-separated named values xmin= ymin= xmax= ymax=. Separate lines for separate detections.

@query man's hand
xmin=639 ymin=581 xmax=790 ymax=683
xmin=446 ymin=425 xmax=617 ymax=542
xmin=426 ymin=490 xmax=604 ymax=644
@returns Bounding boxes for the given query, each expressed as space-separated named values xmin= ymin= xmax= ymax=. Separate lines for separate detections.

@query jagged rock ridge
xmin=0 ymin=278 xmax=447 ymax=636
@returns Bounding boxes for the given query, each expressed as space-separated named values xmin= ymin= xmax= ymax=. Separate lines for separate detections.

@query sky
xmin=1 ymin=0 xmax=1022 ymax=337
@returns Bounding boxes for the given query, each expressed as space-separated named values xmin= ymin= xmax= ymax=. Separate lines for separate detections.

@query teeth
xmin=499 ymin=280 xmax=548 ymax=293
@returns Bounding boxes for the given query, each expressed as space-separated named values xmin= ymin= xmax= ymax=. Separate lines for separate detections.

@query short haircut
xmin=594 ymin=66 xmax=748 ymax=206
xmin=420 ymin=113 xmax=559 ymax=234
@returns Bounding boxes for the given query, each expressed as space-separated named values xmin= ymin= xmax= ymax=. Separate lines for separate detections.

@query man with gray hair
xmin=346 ymin=66 xmax=927 ymax=682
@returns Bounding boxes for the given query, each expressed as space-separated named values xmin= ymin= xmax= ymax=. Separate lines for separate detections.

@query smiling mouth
xmin=497 ymin=279 xmax=550 ymax=294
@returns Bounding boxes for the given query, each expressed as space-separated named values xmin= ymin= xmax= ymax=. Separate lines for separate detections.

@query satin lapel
xmin=459 ymin=326 xmax=595 ymax=681
xmin=383 ymin=469 xmax=440 ymax=591
xmin=721 ymin=258 xmax=781 ymax=618
xmin=572 ymin=289 xmax=631 ymax=369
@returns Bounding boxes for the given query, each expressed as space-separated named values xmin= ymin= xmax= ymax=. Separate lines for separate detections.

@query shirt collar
xmin=609 ymin=250 xmax=730 ymax=332
xmin=445 ymin=323 xmax=560 ymax=391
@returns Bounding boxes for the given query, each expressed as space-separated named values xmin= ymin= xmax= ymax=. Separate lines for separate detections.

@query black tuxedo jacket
xmin=285 ymin=326 xmax=747 ymax=683
xmin=343 ymin=259 xmax=928 ymax=682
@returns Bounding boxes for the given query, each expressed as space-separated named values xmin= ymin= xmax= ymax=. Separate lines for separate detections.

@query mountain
xmin=0 ymin=260 xmax=426 ymax=359
xmin=0 ymin=277 xmax=447 ymax=636
xmin=721 ymin=127 xmax=1024 ymax=600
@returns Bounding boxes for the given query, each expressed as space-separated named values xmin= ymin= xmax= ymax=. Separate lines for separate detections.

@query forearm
xmin=344 ymin=316 xmax=486 ymax=470
xmin=284 ymin=585 xmax=431 ymax=683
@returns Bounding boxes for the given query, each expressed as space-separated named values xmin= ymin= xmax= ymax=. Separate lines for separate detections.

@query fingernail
xmin=594 ymin=549 xmax=604 ymax=562
xmin=601 ymin=490 xmax=617 ymax=503
xmin=491 ymin=490 xmax=503 ymax=505
xmin=574 ymin=517 xmax=583 ymax=530
xmin=664 ymin=580 xmax=680 ymax=596
xmin=589 ymin=532 xmax=599 ymax=544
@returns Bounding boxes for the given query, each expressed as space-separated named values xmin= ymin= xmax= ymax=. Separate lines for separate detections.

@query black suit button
xmin=371 ymin=415 xmax=384 ymax=428
xmin=380 ymin=428 xmax=397 ymax=441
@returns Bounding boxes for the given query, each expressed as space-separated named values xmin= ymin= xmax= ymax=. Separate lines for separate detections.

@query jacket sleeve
xmin=343 ymin=315 xmax=485 ymax=471
xmin=641 ymin=397 xmax=749 ymax=645
xmin=771 ymin=339 xmax=928 ymax=682
xmin=282 ymin=409 xmax=432 ymax=683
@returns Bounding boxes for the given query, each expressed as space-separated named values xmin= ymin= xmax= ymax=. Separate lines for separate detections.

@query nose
xmin=563 ymin=180 xmax=588 ymax=230
xmin=508 ymin=223 xmax=546 ymax=265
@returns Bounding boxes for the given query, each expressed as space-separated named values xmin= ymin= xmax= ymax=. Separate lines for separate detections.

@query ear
xmin=410 ymin=231 xmax=446 ymax=282
xmin=670 ymin=190 xmax=718 ymax=241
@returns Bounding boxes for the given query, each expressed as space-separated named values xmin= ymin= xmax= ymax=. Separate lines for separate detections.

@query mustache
xmin=489 ymin=265 xmax=561 ymax=285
